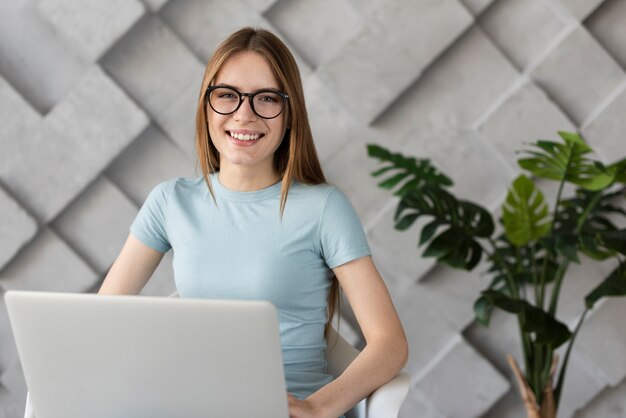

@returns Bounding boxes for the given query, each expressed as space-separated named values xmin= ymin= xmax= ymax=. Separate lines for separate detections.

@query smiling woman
xmin=205 ymin=50 xmax=288 ymax=186
xmin=98 ymin=27 xmax=408 ymax=418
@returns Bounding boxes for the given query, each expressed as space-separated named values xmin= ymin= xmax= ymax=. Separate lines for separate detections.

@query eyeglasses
xmin=205 ymin=85 xmax=289 ymax=119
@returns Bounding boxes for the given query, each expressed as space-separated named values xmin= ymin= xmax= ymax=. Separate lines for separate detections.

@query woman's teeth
xmin=229 ymin=132 xmax=261 ymax=141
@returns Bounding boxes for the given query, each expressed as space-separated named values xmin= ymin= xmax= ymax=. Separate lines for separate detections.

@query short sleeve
xmin=130 ymin=181 xmax=172 ymax=253
xmin=319 ymin=188 xmax=371 ymax=269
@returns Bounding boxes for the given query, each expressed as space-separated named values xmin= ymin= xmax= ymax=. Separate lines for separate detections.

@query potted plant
xmin=367 ymin=131 xmax=626 ymax=418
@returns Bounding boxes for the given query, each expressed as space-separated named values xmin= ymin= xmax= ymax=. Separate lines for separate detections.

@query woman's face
xmin=207 ymin=51 xmax=288 ymax=176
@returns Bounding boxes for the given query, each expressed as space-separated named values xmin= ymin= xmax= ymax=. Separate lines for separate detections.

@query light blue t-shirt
xmin=130 ymin=174 xmax=371 ymax=400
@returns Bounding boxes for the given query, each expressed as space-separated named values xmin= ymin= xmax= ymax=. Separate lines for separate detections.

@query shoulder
xmin=148 ymin=176 xmax=206 ymax=200
xmin=289 ymin=182 xmax=341 ymax=203
xmin=289 ymin=182 xmax=357 ymax=219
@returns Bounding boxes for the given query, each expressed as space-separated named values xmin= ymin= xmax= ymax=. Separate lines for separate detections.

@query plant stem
xmin=533 ymin=343 xmax=543 ymax=404
xmin=488 ymin=239 xmax=532 ymax=378
xmin=550 ymin=190 xmax=601 ymax=316
xmin=550 ymin=178 xmax=566 ymax=235
xmin=538 ymin=254 xmax=549 ymax=310
xmin=548 ymin=259 xmax=569 ymax=316
xmin=531 ymin=245 xmax=539 ymax=304
xmin=555 ymin=309 xmax=588 ymax=408
xmin=575 ymin=191 xmax=602 ymax=234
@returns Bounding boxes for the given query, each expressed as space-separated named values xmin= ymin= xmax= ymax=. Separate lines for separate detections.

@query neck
xmin=217 ymin=163 xmax=280 ymax=192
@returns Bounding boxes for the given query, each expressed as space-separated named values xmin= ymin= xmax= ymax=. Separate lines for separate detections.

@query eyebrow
xmin=213 ymin=83 xmax=283 ymax=92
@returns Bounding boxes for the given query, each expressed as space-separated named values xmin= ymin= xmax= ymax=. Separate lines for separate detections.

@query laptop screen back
xmin=6 ymin=291 xmax=289 ymax=418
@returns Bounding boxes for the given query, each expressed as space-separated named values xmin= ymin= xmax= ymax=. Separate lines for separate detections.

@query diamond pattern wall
xmin=1 ymin=1 xmax=625 ymax=417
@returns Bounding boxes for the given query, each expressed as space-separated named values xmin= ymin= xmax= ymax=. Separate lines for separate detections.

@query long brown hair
xmin=194 ymin=27 xmax=340 ymax=337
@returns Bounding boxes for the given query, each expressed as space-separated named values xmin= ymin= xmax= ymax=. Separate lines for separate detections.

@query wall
xmin=1 ymin=0 xmax=625 ymax=417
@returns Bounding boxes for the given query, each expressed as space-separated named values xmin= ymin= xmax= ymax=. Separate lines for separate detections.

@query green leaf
xmin=420 ymin=219 xmax=443 ymax=246
xmin=368 ymin=144 xmax=453 ymax=197
xmin=609 ymin=158 xmax=626 ymax=183
xmin=422 ymin=228 xmax=483 ymax=270
xmin=517 ymin=131 xmax=616 ymax=191
xmin=367 ymin=144 xmax=392 ymax=159
xmin=600 ymin=229 xmax=626 ymax=255
xmin=502 ymin=175 xmax=552 ymax=246
xmin=585 ymin=263 xmax=626 ymax=309
xmin=422 ymin=227 xmax=457 ymax=259
xmin=555 ymin=233 xmax=580 ymax=263
xmin=557 ymin=188 xmax=626 ymax=260
xmin=395 ymin=186 xmax=493 ymax=270
xmin=474 ymin=296 xmax=493 ymax=326
xmin=378 ymin=172 xmax=408 ymax=190
xmin=482 ymin=290 xmax=572 ymax=348
xmin=395 ymin=213 xmax=419 ymax=231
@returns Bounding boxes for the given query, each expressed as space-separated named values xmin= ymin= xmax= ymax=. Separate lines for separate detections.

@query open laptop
xmin=5 ymin=291 xmax=289 ymax=418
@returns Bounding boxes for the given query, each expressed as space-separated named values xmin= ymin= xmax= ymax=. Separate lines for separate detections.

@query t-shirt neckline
xmin=211 ymin=173 xmax=282 ymax=202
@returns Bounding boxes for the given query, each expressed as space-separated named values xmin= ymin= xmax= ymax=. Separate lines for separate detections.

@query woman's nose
xmin=233 ymin=96 xmax=257 ymax=121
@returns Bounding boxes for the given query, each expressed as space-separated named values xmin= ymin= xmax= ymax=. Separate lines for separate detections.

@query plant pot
xmin=508 ymin=354 xmax=558 ymax=418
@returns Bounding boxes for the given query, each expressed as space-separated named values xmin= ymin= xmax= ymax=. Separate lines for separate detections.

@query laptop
xmin=5 ymin=291 xmax=289 ymax=418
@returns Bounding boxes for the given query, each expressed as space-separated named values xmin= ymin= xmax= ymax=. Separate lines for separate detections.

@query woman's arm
xmin=98 ymin=234 xmax=165 ymax=295
xmin=288 ymin=255 xmax=408 ymax=418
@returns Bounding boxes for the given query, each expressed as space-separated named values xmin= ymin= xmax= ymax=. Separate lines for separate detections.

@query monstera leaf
xmin=518 ymin=131 xmax=615 ymax=191
xmin=557 ymin=188 xmax=626 ymax=260
xmin=502 ymin=175 xmax=552 ymax=247
xmin=481 ymin=290 xmax=572 ymax=348
xmin=608 ymin=157 xmax=626 ymax=184
xmin=585 ymin=263 xmax=626 ymax=309
xmin=395 ymin=186 xmax=494 ymax=270
xmin=367 ymin=144 xmax=452 ymax=196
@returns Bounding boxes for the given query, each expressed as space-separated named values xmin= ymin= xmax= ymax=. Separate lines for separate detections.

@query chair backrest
xmin=325 ymin=325 xmax=366 ymax=418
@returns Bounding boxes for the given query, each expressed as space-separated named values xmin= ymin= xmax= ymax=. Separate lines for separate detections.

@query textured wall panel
xmin=479 ymin=0 xmax=566 ymax=70
xmin=0 ymin=188 xmax=37 ymax=271
xmin=160 ymin=0 xmax=268 ymax=62
xmin=100 ymin=15 xmax=204 ymax=155
xmin=559 ymin=0 xmax=606 ymax=20
xmin=372 ymin=27 xmax=520 ymax=146
xmin=556 ymin=350 xmax=608 ymax=418
xmin=0 ymin=229 xmax=98 ymax=293
xmin=33 ymin=0 xmax=146 ymax=61
xmin=419 ymin=264 xmax=493 ymax=332
xmin=303 ymin=74 xmax=360 ymax=163
xmin=51 ymin=178 xmax=139 ymax=275
xmin=582 ymin=85 xmax=626 ymax=163
xmin=575 ymin=377 xmax=626 ymax=418
xmin=105 ymin=124 xmax=195 ymax=205
xmin=586 ymin=0 xmax=626 ymax=69
xmin=530 ymin=27 xmax=625 ymax=125
xmin=0 ymin=2 xmax=90 ymax=113
xmin=478 ymin=79 xmax=576 ymax=170
xmin=1 ymin=1 xmax=625 ymax=417
xmin=317 ymin=0 xmax=473 ymax=124
xmin=414 ymin=336 xmax=510 ymax=417
xmin=576 ymin=299 xmax=626 ymax=386
xmin=266 ymin=0 xmax=364 ymax=68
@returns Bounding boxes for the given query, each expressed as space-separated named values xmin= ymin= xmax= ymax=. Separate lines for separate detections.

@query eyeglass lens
xmin=208 ymin=87 xmax=285 ymax=119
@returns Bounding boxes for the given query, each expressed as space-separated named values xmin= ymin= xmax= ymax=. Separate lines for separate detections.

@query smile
xmin=227 ymin=131 xmax=264 ymax=141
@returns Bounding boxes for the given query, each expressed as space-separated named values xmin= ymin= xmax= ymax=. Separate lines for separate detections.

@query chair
xmin=325 ymin=325 xmax=410 ymax=418
xmin=23 ymin=293 xmax=410 ymax=418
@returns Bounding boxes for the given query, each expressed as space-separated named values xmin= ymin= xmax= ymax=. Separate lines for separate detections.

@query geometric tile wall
xmin=1 ymin=0 xmax=625 ymax=417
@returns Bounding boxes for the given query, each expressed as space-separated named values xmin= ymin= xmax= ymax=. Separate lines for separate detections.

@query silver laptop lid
xmin=5 ymin=291 xmax=288 ymax=418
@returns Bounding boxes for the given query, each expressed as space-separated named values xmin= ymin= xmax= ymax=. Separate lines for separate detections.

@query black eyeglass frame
xmin=205 ymin=85 xmax=289 ymax=120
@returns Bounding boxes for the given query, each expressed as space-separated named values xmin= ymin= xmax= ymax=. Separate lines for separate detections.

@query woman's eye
xmin=219 ymin=93 xmax=236 ymax=99
xmin=258 ymin=95 xmax=278 ymax=103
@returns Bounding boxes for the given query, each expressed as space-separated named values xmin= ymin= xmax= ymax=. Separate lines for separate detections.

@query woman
xmin=100 ymin=27 xmax=408 ymax=418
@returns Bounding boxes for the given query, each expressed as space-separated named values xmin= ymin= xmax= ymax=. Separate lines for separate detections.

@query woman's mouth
xmin=227 ymin=131 xmax=265 ymax=142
